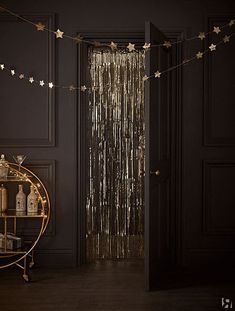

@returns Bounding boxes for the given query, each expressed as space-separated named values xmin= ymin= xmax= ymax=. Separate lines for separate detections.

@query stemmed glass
xmin=13 ymin=155 xmax=26 ymax=171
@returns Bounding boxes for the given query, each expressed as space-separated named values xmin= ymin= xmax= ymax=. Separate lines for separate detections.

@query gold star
xmin=198 ymin=32 xmax=206 ymax=40
xmin=196 ymin=51 xmax=203 ymax=59
xmin=49 ymin=82 xmax=54 ymax=88
xmin=19 ymin=74 xmax=24 ymax=79
xmin=11 ymin=69 xmax=15 ymax=76
xmin=55 ymin=29 xmax=64 ymax=39
xmin=0 ymin=64 xmax=5 ymax=70
xmin=69 ymin=85 xmax=76 ymax=91
xmin=29 ymin=77 xmax=34 ymax=83
xmin=154 ymin=70 xmax=161 ymax=78
xmin=163 ymin=41 xmax=172 ymax=48
xmin=35 ymin=22 xmax=45 ymax=31
xmin=40 ymin=80 xmax=45 ymax=86
xmin=127 ymin=43 xmax=135 ymax=52
xmin=91 ymin=86 xmax=97 ymax=91
xmin=209 ymin=43 xmax=216 ymax=51
xmin=223 ymin=35 xmax=230 ymax=43
xmin=110 ymin=41 xmax=117 ymax=51
xmin=143 ymin=75 xmax=149 ymax=81
xmin=229 ymin=19 xmax=235 ymax=27
xmin=213 ymin=26 xmax=221 ymax=34
xmin=143 ymin=42 xmax=151 ymax=50
xmin=81 ymin=85 xmax=87 ymax=92
xmin=74 ymin=34 xmax=83 ymax=44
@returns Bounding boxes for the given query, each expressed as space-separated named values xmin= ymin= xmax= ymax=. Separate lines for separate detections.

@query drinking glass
xmin=13 ymin=155 xmax=26 ymax=171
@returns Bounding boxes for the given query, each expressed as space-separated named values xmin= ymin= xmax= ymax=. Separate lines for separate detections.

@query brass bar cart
xmin=0 ymin=162 xmax=51 ymax=281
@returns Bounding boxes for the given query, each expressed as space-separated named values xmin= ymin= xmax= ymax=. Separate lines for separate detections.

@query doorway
xmin=86 ymin=47 xmax=145 ymax=261
xmin=77 ymin=27 xmax=179 ymax=290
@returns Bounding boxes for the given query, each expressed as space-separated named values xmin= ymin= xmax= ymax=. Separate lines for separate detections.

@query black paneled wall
xmin=0 ymin=0 xmax=234 ymax=267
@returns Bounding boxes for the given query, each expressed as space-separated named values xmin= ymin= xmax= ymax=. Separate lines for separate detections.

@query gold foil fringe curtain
xmin=86 ymin=48 xmax=145 ymax=261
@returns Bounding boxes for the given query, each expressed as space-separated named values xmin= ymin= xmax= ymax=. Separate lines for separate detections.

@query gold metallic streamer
xmin=86 ymin=48 xmax=145 ymax=261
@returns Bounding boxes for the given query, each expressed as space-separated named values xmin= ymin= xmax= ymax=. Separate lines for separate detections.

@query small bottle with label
xmin=27 ymin=185 xmax=38 ymax=214
xmin=16 ymin=184 xmax=26 ymax=214
xmin=0 ymin=154 xmax=9 ymax=179
xmin=0 ymin=184 xmax=7 ymax=213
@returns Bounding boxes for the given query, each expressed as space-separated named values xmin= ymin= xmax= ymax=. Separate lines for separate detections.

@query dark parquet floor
xmin=0 ymin=260 xmax=234 ymax=311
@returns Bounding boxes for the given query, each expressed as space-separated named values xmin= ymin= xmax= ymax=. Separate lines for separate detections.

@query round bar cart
xmin=0 ymin=162 xmax=50 ymax=281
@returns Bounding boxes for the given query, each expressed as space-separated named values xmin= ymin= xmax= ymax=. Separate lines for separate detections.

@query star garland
xmin=0 ymin=63 xmax=86 ymax=91
xmin=0 ymin=4 xmax=234 ymax=52
xmin=0 ymin=32 xmax=234 ymax=92
xmin=144 ymin=32 xmax=235 ymax=81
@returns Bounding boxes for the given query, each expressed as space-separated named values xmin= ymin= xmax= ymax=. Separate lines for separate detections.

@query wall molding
xmin=203 ymin=160 xmax=235 ymax=236
xmin=203 ymin=15 xmax=235 ymax=147
xmin=0 ymin=13 xmax=56 ymax=147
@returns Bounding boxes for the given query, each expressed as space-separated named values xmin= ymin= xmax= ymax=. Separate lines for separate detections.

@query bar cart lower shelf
xmin=0 ymin=162 xmax=51 ymax=282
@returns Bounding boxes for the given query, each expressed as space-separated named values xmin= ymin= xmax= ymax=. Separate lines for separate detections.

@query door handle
xmin=150 ymin=170 xmax=161 ymax=176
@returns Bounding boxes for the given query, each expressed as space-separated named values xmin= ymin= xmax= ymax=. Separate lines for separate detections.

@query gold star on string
xmin=223 ymin=35 xmax=230 ymax=43
xmin=81 ymin=85 xmax=87 ymax=92
xmin=198 ymin=32 xmax=206 ymax=40
xmin=49 ymin=82 xmax=54 ymax=88
xmin=110 ymin=41 xmax=117 ymax=51
xmin=35 ymin=22 xmax=45 ymax=31
xmin=19 ymin=74 xmax=24 ymax=79
xmin=55 ymin=29 xmax=64 ymax=39
xmin=143 ymin=42 xmax=151 ymax=50
xmin=91 ymin=86 xmax=97 ymax=91
xmin=143 ymin=75 xmax=149 ymax=81
xmin=11 ymin=69 xmax=15 ymax=76
xmin=40 ymin=80 xmax=45 ymax=86
xmin=163 ymin=41 xmax=172 ymax=48
xmin=196 ymin=51 xmax=203 ymax=59
xmin=29 ymin=77 xmax=34 ymax=83
xmin=127 ymin=43 xmax=135 ymax=52
xmin=73 ymin=34 xmax=83 ymax=44
xmin=69 ymin=85 xmax=76 ymax=91
xmin=229 ymin=19 xmax=235 ymax=27
xmin=0 ymin=64 xmax=4 ymax=70
xmin=209 ymin=43 xmax=216 ymax=51
xmin=213 ymin=26 xmax=221 ymax=34
xmin=154 ymin=70 xmax=161 ymax=78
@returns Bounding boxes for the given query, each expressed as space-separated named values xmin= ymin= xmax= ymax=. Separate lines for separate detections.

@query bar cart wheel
xmin=23 ymin=274 xmax=30 ymax=282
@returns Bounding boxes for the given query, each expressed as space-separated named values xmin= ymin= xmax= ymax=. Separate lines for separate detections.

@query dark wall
xmin=0 ymin=0 xmax=234 ymax=267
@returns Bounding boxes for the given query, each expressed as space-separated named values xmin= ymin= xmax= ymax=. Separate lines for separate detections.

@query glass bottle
xmin=27 ymin=185 xmax=38 ymax=214
xmin=0 ymin=154 xmax=9 ymax=179
xmin=0 ymin=184 xmax=8 ymax=213
xmin=16 ymin=184 xmax=26 ymax=213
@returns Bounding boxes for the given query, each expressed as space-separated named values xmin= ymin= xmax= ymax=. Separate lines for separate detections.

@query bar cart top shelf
xmin=0 ymin=176 xmax=31 ymax=182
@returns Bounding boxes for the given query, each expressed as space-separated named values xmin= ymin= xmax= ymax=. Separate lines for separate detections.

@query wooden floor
xmin=0 ymin=260 xmax=234 ymax=311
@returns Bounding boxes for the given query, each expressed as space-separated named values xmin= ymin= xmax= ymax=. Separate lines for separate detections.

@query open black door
xmin=145 ymin=22 xmax=172 ymax=291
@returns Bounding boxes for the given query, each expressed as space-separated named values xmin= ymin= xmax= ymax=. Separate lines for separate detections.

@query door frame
xmin=76 ymin=29 xmax=183 ymax=267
